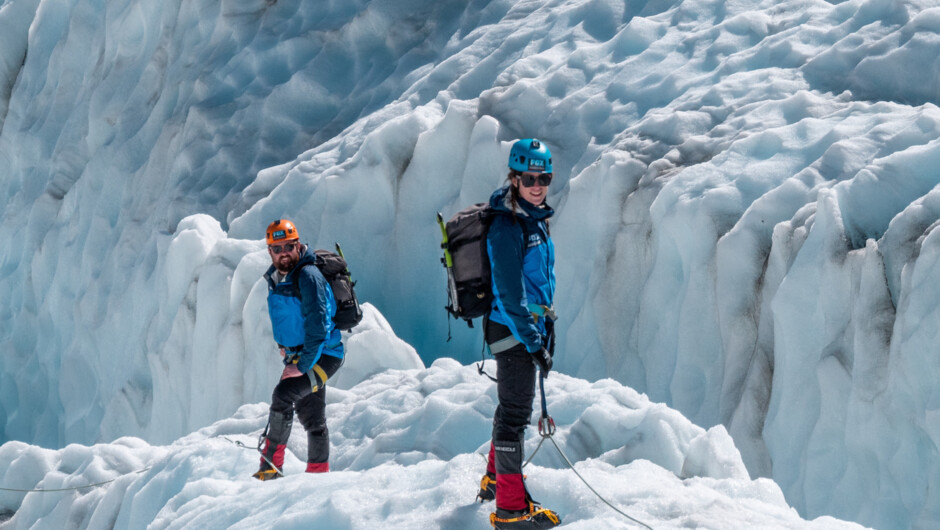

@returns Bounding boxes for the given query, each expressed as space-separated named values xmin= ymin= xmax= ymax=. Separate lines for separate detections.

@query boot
xmin=251 ymin=461 xmax=281 ymax=481
xmin=477 ymin=471 xmax=496 ymax=502
xmin=490 ymin=501 xmax=561 ymax=529
xmin=252 ymin=439 xmax=286 ymax=481
xmin=252 ymin=411 xmax=291 ymax=480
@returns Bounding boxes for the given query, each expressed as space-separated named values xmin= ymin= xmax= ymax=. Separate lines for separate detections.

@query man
xmin=253 ymin=219 xmax=344 ymax=480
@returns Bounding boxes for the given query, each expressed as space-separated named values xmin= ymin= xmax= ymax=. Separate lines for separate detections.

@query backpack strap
xmin=289 ymin=263 xmax=308 ymax=299
xmin=290 ymin=249 xmax=334 ymax=295
xmin=491 ymin=209 xmax=530 ymax=254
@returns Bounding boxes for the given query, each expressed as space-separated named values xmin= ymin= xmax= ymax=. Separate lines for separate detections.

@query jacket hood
xmin=488 ymin=185 xmax=554 ymax=221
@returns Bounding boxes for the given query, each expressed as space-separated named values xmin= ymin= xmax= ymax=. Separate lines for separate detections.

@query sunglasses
xmin=269 ymin=243 xmax=297 ymax=254
xmin=518 ymin=173 xmax=553 ymax=188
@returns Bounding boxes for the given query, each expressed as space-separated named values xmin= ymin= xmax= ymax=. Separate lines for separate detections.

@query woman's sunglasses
xmin=269 ymin=243 xmax=297 ymax=254
xmin=519 ymin=173 xmax=553 ymax=187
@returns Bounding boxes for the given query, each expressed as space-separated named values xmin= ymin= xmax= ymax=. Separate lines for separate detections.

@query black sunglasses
xmin=518 ymin=173 xmax=553 ymax=187
xmin=269 ymin=243 xmax=297 ymax=254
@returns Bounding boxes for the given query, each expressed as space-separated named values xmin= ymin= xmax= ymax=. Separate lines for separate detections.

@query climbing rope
xmin=532 ymin=371 xmax=655 ymax=530
xmin=1 ymin=432 xmax=269 ymax=494
xmin=0 ymin=467 xmax=151 ymax=493
xmin=220 ymin=429 xmax=283 ymax=477
xmin=1 ymin=432 xmax=270 ymax=494
xmin=523 ymin=436 xmax=548 ymax=468
xmin=220 ymin=435 xmax=253 ymax=450
xmin=545 ymin=434 xmax=653 ymax=529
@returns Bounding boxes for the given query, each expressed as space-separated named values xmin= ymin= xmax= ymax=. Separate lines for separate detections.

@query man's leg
xmin=254 ymin=375 xmax=312 ymax=479
xmin=296 ymin=385 xmax=328 ymax=472
xmin=296 ymin=355 xmax=342 ymax=473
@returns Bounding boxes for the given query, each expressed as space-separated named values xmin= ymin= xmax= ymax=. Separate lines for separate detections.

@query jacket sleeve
xmin=296 ymin=265 xmax=333 ymax=373
xmin=487 ymin=216 xmax=542 ymax=352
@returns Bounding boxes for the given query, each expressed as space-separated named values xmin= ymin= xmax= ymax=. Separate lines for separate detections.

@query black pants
xmin=485 ymin=319 xmax=537 ymax=510
xmin=486 ymin=320 xmax=537 ymax=441
xmin=267 ymin=354 xmax=343 ymax=464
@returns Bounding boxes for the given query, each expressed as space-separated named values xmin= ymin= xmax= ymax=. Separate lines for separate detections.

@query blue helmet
xmin=508 ymin=139 xmax=552 ymax=174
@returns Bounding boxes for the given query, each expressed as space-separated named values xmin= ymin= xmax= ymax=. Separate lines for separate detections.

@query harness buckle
xmin=527 ymin=303 xmax=557 ymax=321
xmin=279 ymin=344 xmax=303 ymax=365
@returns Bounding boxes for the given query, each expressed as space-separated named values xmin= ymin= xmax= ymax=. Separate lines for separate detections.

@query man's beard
xmin=274 ymin=253 xmax=298 ymax=273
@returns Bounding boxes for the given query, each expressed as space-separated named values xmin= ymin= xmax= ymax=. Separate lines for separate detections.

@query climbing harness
xmin=527 ymin=303 xmax=557 ymax=322
xmin=524 ymin=372 xmax=655 ymax=530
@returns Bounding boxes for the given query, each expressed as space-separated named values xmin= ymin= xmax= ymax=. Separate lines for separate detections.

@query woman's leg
xmin=492 ymin=349 xmax=536 ymax=511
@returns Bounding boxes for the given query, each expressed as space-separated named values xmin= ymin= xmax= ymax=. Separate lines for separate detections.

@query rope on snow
xmin=0 ymin=467 xmax=151 ymax=493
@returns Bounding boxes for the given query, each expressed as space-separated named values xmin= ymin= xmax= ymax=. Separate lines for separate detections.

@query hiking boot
xmin=477 ymin=471 xmax=496 ymax=502
xmin=490 ymin=502 xmax=561 ymax=529
xmin=254 ymin=438 xmax=286 ymax=481
xmin=251 ymin=462 xmax=281 ymax=481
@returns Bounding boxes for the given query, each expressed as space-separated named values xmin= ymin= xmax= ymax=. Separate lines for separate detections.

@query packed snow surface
xmin=0 ymin=358 xmax=865 ymax=529
xmin=1 ymin=0 xmax=940 ymax=528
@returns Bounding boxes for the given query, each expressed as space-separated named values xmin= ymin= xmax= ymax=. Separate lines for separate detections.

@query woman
xmin=478 ymin=139 xmax=561 ymax=529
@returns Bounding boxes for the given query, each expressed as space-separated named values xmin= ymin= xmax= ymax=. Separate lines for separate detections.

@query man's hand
xmin=531 ymin=347 xmax=553 ymax=376
xmin=280 ymin=363 xmax=302 ymax=381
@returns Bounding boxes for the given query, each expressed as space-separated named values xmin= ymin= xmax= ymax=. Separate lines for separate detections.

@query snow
xmin=1 ymin=359 xmax=864 ymax=529
xmin=1 ymin=0 xmax=940 ymax=527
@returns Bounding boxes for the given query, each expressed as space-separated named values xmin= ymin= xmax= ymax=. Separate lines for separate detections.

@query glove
xmin=531 ymin=347 xmax=553 ymax=376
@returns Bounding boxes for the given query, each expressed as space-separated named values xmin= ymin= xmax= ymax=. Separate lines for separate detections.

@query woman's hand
xmin=531 ymin=347 xmax=553 ymax=376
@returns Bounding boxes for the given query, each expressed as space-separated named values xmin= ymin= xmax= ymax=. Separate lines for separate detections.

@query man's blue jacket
xmin=264 ymin=245 xmax=344 ymax=373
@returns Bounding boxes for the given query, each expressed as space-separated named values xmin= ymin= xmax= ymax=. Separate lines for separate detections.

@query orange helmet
xmin=266 ymin=219 xmax=300 ymax=245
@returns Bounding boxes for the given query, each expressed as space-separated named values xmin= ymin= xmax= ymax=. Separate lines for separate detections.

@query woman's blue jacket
xmin=486 ymin=185 xmax=555 ymax=354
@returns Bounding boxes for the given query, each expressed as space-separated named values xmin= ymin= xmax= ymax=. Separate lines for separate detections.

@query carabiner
xmin=538 ymin=415 xmax=555 ymax=437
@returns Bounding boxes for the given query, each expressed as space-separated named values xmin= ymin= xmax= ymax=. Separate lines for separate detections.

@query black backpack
xmin=295 ymin=245 xmax=363 ymax=331
xmin=438 ymin=204 xmax=494 ymax=326
xmin=438 ymin=204 xmax=531 ymax=328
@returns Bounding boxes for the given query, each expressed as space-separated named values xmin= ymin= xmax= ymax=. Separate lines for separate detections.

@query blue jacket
xmin=264 ymin=245 xmax=344 ymax=373
xmin=486 ymin=185 xmax=556 ymax=353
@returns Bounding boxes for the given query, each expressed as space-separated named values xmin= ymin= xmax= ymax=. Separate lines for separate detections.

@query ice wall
xmin=0 ymin=0 xmax=488 ymax=446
